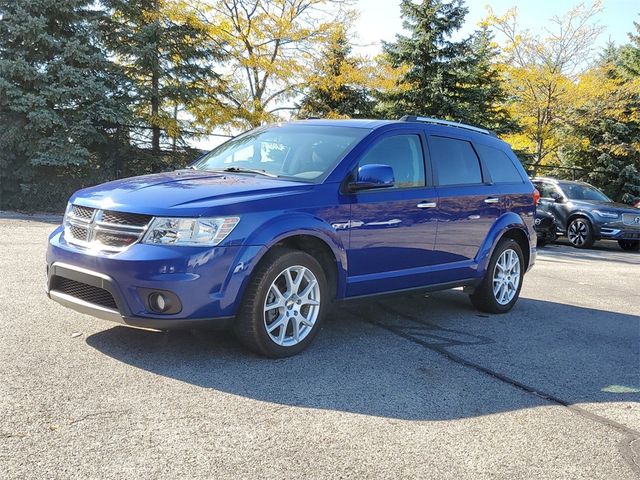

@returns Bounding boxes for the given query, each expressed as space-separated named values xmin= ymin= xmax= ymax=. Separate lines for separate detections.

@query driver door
xmin=345 ymin=131 xmax=439 ymax=297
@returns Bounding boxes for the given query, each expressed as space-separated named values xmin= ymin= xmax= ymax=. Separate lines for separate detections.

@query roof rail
xmin=399 ymin=115 xmax=497 ymax=137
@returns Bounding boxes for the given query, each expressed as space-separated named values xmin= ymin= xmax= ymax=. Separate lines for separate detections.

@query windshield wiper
xmin=219 ymin=167 xmax=278 ymax=178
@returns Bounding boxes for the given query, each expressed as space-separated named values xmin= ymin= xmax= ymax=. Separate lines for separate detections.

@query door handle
xmin=417 ymin=202 xmax=437 ymax=209
xmin=484 ymin=197 xmax=500 ymax=204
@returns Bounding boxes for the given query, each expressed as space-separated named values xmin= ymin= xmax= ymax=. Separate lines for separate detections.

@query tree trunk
xmin=151 ymin=70 xmax=160 ymax=156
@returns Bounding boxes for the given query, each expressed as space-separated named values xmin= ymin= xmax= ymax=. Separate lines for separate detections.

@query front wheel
xmin=469 ymin=238 xmax=524 ymax=314
xmin=567 ymin=218 xmax=594 ymax=249
xmin=618 ymin=239 xmax=640 ymax=251
xmin=234 ymin=248 xmax=327 ymax=358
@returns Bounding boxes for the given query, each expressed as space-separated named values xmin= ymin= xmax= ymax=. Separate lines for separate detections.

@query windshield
xmin=559 ymin=182 xmax=611 ymax=202
xmin=193 ymin=124 xmax=370 ymax=182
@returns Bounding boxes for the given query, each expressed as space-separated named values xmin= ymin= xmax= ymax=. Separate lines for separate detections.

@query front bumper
xmin=597 ymin=226 xmax=640 ymax=241
xmin=46 ymin=227 xmax=264 ymax=329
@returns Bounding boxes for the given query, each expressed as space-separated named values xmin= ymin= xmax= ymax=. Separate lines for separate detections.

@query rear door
xmin=346 ymin=130 xmax=438 ymax=296
xmin=427 ymin=133 xmax=501 ymax=278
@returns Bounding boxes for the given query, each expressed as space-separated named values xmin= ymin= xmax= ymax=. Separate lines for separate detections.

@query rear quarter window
xmin=475 ymin=144 xmax=524 ymax=183
xmin=429 ymin=136 xmax=483 ymax=186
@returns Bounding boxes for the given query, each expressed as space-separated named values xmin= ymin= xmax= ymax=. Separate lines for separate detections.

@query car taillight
xmin=533 ymin=189 xmax=540 ymax=206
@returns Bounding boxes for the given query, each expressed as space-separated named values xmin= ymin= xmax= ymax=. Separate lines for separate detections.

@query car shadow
xmin=85 ymin=292 xmax=640 ymax=421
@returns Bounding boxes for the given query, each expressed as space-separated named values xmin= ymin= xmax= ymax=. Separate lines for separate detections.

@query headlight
xmin=593 ymin=210 xmax=619 ymax=219
xmin=143 ymin=217 xmax=240 ymax=246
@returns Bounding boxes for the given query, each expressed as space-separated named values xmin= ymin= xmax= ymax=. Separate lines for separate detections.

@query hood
xmin=569 ymin=199 xmax=640 ymax=213
xmin=70 ymin=170 xmax=313 ymax=215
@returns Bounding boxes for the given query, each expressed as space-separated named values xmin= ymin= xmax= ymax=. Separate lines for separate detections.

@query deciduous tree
xmin=488 ymin=2 xmax=604 ymax=168
xmin=193 ymin=0 xmax=351 ymax=130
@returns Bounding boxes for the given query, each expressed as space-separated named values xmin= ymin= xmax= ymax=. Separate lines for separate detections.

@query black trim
xmin=342 ymin=279 xmax=479 ymax=301
xmin=121 ymin=315 xmax=234 ymax=331
xmin=47 ymin=262 xmax=233 ymax=330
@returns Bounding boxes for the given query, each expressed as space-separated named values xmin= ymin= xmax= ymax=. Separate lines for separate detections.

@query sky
xmin=353 ymin=0 xmax=639 ymax=56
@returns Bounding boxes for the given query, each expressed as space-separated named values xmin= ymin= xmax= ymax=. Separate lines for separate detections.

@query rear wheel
xmin=234 ymin=248 xmax=327 ymax=357
xmin=469 ymin=238 xmax=524 ymax=314
xmin=567 ymin=218 xmax=594 ymax=249
xmin=618 ymin=239 xmax=640 ymax=251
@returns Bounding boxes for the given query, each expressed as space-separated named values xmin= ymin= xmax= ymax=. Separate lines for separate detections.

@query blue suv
xmin=46 ymin=117 xmax=537 ymax=357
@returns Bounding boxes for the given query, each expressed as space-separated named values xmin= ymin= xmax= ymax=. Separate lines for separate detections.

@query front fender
xmin=475 ymin=212 xmax=533 ymax=277
xmin=221 ymin=213 xmax=349 ymax=312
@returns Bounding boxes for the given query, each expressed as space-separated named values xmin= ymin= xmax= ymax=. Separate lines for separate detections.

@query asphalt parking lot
xmin=1 ymin=215 xmax=639 ymax=479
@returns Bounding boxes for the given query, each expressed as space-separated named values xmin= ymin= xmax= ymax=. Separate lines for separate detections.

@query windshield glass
xmin=560 ymin=182 xmax=611 ymax=201
xmin=193 ymin=125 xmax=370 ymax=182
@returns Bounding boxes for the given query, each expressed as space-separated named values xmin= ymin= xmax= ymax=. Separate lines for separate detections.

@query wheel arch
xmin=476 ymin=212 xmax=534 ymax=276
xmin=232 ymin=214 xmax=348 ymax=309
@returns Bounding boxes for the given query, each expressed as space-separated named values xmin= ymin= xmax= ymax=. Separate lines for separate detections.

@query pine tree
xmin=561 ymin=51 xmax=640 ymax=200
xmin=620 ymin=18 xmax=640 ymax=77
xmin=461 ymin=26 xmax=514 ymax=133
xmin=379 ymin=0 xmax=512 ymax=131
xmin=101 ymin=0 xmax=222 ymax=158
xmin=298 ymin=28 xmax=374 ymax=119
xmin=0 ymin=0 xmax=129 ymax=209
xmin=381 ymin=0 xmax=472 ymax=120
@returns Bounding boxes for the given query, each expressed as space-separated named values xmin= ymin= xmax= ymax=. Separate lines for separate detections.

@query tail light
xmin=533 ymin=188 xmax=540 ymax=206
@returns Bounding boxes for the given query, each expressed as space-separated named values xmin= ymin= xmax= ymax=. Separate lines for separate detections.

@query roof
xmin=285 ymin=119 xmax=505 ymax=142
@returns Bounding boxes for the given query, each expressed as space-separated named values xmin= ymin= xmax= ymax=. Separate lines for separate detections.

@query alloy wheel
xmin=568 ymin=220 xmax=589 ymax=247
xmin=263 ymin=265 xmax=321 ymax=347
xmin=492 ymin=248 xmax=521 ymax=305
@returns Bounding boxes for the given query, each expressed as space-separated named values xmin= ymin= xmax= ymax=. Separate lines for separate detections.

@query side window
xmin=475 ymin=144 xmax=524 ymax=183
xmin=358 ymin=134 xmax=425 ymax=188
xmin=429 ymin=136 xmax=483 ymax=186
xmin=538 ymin=182 xmax=561 ymax=199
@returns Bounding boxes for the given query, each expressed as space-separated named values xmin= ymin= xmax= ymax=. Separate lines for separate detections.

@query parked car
xmin=532 ymin=177 xmax=640 ymax=251
xmin=534 ymin=210 xmax=558 ymax=247
xmin=47 ymin=116 xmax=537 ymax=357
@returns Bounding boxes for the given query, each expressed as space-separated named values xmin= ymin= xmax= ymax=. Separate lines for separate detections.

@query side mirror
xmin=550 ymin=193 xmax=564 ymax=203
xmin=348 ymin=164 xmax=395 ymax=191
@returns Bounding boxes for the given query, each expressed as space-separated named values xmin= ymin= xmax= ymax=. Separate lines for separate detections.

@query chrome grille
xmin=622 ymin=213 xmax=640 ymax=227
xmin=72 ymin=205 xmax=95 ymax=220
xmin=50 ymin=276 xmax=117 ymax=310
xmin=102 ymin=210 xmax=152 ymax=226
xmin=69 ymin=224 xmax=90 ymax=242
xmin=64 ymin=205 xmax=152 ymax=253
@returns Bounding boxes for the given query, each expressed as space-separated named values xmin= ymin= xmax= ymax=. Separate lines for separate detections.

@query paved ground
xmin=1 ymin=215 xmax=639 ymax=479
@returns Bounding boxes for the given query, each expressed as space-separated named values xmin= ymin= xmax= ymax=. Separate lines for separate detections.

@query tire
xmin=567 ymin=218 xmax=594 ymax=249
xmin=469 ymin=238 xmax=524 ymax=314
xmin=234 ymin=248 xmax=328 ymax=358
xmin=618 ymin=239 xmax=640 ymax=251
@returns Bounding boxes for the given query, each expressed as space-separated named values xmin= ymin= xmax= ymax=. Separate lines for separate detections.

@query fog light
xmin=139 ymin=288 xmax=182 ymax=315
xmin=149 ymin=293 xmax=169 ymax=312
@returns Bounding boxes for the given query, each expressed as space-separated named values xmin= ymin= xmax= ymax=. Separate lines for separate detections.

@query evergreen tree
xmin=620 ymin=18 xmax=640 ymax=77
xmin=380 ymin=1 xmax=472 ymax=121
xmin=461 ymin=26 xmax=514 ymax=133
xmin=0 ymin=0 xmax=129 ymax=209
xmin=101 ymin=0 xmax=223 ymax=157
xmin=298 ymin=28 xmax=375 ymax=119
xmin=561 ymin=52 xmax=640 ymax=200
